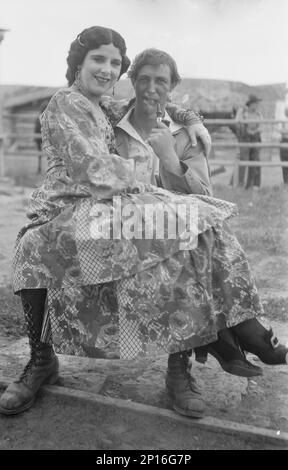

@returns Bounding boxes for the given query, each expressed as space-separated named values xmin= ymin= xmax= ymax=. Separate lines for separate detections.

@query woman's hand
xmin=187 ymin=122 xmax=212 ymax=157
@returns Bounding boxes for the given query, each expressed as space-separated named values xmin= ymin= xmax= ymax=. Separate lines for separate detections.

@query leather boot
xmin=0 ymin=289 xmax=59 ymax=415
xmin=195 ymin=328 xmax=263 ymax=377
xmin=166 ymin=351 xmax=205 ymax=418
xmin=232 ymin=318 xmax=288 ymax=365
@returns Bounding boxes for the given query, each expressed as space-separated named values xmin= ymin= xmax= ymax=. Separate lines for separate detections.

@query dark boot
xmin=0 ymin=289 xmax=59 ymax=415
xmin=195 ymin=328 xmax=263 ymax=377
xmin=166 ymin=351 xmax=205 ymax=418
xmin=232 ymin=318 xmax=288 ymax=365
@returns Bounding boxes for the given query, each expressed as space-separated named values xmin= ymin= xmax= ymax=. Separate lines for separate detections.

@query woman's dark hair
xmin=128 ymin=48 xmax=181 ymax=88
xmin=66 ymin=26 xmax=131 ymax=86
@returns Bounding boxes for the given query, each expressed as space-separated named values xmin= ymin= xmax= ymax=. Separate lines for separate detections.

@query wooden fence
xmin=0 ymin=136 xmax=4 ymax=178
xmin=1 ymin=115 xmax=288 ymax=185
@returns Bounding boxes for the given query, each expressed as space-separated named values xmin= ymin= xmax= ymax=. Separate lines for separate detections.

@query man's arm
xmin=166 ymin=103 xmax=211 ymax=157
xmin=147 ymin=124 xmax=212 ymax=196
xmin=158 ymin=128 xmax=212 ymax=196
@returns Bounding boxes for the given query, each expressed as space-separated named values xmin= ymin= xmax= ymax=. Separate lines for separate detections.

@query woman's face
xmin=79 ymin=43 xmax=122 ymax=100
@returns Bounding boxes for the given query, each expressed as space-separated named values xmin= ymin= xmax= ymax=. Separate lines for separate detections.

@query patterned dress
xmin=12 ymin=87 xmax=263 ymax=359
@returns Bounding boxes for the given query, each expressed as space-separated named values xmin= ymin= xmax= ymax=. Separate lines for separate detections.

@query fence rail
xmin=0 ymin=136 xmax=4 ymax=178
xmin=3 ymin=133 xmax=288 ymax=149
xmin=212 ymin=142 xmax=288 ymax=148
xmin=2 ymin=112 xmax=288 ymax=126
xmin=1 ymin=117 xmax=288 ymax=183
xmin=6 ymin=132 xmax=41 ymax=139
xmin=205 ymin=119 xmax=288 ymax=125
xmin=209 ymin=160 xmax=288 ymax=167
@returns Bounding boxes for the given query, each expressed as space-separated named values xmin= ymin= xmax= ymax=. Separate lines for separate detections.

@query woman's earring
xmin=112 ymin=85 xmax=115 ymax=96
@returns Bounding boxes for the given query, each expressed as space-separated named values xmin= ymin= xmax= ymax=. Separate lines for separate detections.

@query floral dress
xmin=12 ymin=87 xmax=263 ymax=359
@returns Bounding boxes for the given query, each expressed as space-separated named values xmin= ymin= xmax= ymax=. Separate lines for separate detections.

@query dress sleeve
xmin=166 ymin=103 xmax=203 ymax=125
xmin=99 ymin=95 xmax=132 ymax=127
xmin=43 ymin=90 xmax=135 ymax=199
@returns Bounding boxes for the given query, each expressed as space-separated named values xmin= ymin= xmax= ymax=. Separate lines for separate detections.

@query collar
xmin=115 ymin=105 xmax=184 ymax=142
xmin=116 ymin=107 xmax=145 ymax=144
xmin=162 ymin=110 xmax=183 ymax=134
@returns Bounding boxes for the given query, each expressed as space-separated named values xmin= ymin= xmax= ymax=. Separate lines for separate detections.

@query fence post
xmin=0 ymin=136 xmax=4 ymax=177
xmin=0 ymin=77 xmax=4 ymax=178
xmin=233 ymin=158 xmax=240 ymax=187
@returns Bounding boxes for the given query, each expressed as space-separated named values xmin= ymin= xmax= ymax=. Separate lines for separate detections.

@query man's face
xmin=133 ymin=63 xmax=173 ymax=117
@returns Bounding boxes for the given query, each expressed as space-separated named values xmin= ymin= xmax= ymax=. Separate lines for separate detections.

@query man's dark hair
xmin=128 ymin=48 xmax=181 ymax=88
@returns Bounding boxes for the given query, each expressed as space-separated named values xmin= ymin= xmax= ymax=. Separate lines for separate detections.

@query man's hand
xmin=146 ymin=122 xmax=183 ymax=175
xmin=187 ymin=123 xmax=212 ymax=158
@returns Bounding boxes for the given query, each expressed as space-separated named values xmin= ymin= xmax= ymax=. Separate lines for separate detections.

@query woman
xmin=0 ymin=27 xmax=286 ymax=419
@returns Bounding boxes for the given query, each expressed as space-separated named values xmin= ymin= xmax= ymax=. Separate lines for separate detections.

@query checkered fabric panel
xmin=75 ymin=200 xmax=112 ymax=284
xmin=116 ymin=276 xmax=143 ymax=359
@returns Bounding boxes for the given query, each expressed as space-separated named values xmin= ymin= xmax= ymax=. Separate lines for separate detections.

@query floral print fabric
xmin=13 ymin=88 xmax=237 ymax=291
xmin=46 ymin=226 xmax=263 ymax=358
xmin=11 ymin=87 xmax=263 ymax=359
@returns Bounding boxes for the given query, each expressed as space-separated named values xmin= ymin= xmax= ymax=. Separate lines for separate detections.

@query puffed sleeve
xmin=99 ymin=95 xmax=131 ymax=126
xmin=42 ymin=89 xmax=135 ymax=199
xmin=166 ymin=103 xmax=203 ymax=125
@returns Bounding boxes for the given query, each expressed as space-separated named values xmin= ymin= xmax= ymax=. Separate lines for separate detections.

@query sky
xmin=0 ymin=0 xmax=288 ymax=87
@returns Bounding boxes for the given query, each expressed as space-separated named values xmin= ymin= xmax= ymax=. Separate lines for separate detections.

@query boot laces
xmin=188 ymin=373 xmax=201 ymax=394
xmin=18 ymin=344 xmax=51 ymax=381
xmin=178 ymin=366 xmax=199 ymax=394
xmin=18 ymin=350 xmax=39 ymax=381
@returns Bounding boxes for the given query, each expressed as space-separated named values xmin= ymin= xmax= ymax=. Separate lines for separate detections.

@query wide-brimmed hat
xmin=246 ymin=94 xmax=262 ymax=106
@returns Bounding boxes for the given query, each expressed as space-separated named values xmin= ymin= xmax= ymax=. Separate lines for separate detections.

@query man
xmin=114 ymin=49 xmax=212 ymax=418
xmin=114 ymin=49 xmax=260 ymax=419
xmin=115 ymin=49 xmax=212 ymax=198
xmin=280 ymin=107 xmax=288 ymax=184
xmin=235 ymin=94 xmax=263 ymax=189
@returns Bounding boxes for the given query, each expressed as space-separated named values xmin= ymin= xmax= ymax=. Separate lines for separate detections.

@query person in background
xmin=235 ymin=94 xmax=263 ymax=189
xmin=280 ymin=107 xmax=288 ymax=184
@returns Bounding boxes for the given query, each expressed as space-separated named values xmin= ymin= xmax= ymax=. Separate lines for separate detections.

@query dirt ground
xmin=0 ymin=178 xmax=288 ymax=449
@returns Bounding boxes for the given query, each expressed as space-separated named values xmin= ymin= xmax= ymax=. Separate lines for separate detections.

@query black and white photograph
xmin=0 ymin=0 xmax=287 ymax=452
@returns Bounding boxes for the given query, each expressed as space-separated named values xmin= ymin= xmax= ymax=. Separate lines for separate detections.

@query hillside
xmin=114 ymin=78 xmax=286 ymax=114
xmin=2 ymin=79 xmax=286 ymax=117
